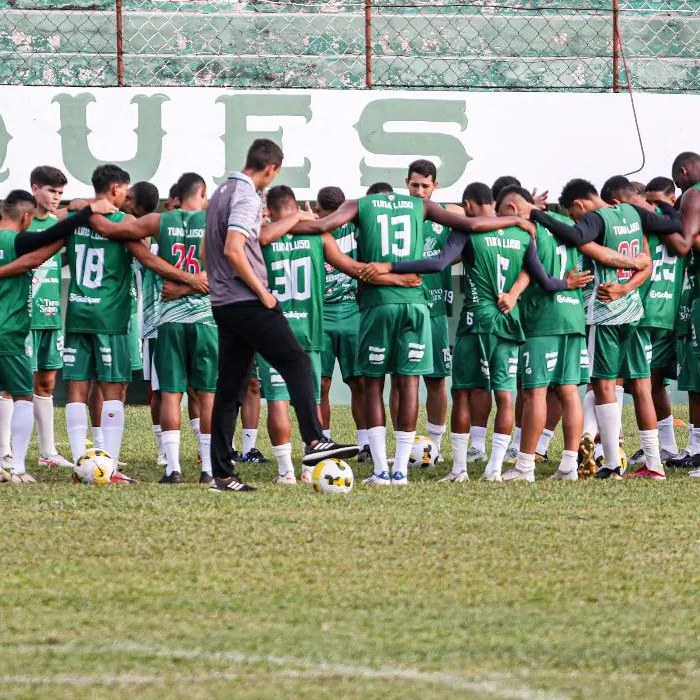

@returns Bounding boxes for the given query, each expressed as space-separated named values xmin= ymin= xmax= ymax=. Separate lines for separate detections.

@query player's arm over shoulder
xmin=89 ymin=212 xmax=157 ymax=241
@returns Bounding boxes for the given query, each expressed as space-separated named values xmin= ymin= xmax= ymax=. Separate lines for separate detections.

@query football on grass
xmin=73 ymin=449 xmax=115 ymax=485
xmin=311 ymin=458 xmax=354 ymax=494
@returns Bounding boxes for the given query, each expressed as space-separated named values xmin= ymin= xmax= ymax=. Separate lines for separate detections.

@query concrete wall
xmin=1 ymin=1 xmax=698 ymax=91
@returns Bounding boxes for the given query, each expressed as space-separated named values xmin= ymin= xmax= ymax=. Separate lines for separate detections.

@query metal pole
xmin=116 ymin=0 xmax=124 ymax=86
xmin=612 ymin=0 xmax=620 ymax=93
xmin=365 ymin=0 xmax=373 ymax=88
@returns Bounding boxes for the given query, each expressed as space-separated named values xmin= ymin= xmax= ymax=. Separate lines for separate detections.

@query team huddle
xmin=1 ymin=141 xmax=700 ymax=486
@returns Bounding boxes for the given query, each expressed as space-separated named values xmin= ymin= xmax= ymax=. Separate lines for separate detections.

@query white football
xmin=408 ymin=435 xmax=438 ymax=469
xmin=73 ymin=449 xmax=115 ymax=485
xmin=311 ymin=458 xmax=354 ymax=494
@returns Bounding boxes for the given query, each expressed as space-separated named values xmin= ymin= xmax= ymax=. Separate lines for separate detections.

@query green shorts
xmin=30 ymin=328 xmax=63 ymax=372
xmin=63 ymin=332 xmax=132 ymax=383
xmin=425 ymin=314 xmax=452 ymax=379
xmin=359 ymin=303 xmax=432 ymax=377
xmin=258 ymin=350 xmax=322 ymax=403
xmin=588 ymin=324 xmax=651 ymax=380
xmin=647 ymin=328 xmax=677 ymax=379
xmin=154 ymin=322 xmax=218 ymax=393
xmin=321 ymin=302 xmax=360 ymax=382
xmin=0 ymin=351 xmax=33 ymax=396
xmin=677 ymin=336 xmax=700 ymax=393
xmin=520 ymin=334 xmax=589 ymax=389
xmin=452 ymin=332 xmax=519 ymax=392
xmin=128 ymin=317 xmax=143 ymax=372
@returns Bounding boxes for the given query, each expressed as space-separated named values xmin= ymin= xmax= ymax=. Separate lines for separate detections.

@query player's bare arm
xmin=224 ymin=230 xmax=276 ymax=309
xmin=126 ymin=239 xmax=209 ymax=293
xmin=672 ymin=187 xmax=700 ymax=255
xmin=291 ymin=199 xmax=359 ymax=235
xmin=260 ymin=206 xmax=316 ymax=246
xmin=497 ymin=269 xmax=530 ymax=314
xmin=88 ymin=211 xmax=159 ymax=241
xmin=423 ymin=198 xmax=536 ymax=236
xmin=578 ymin=241 xmax=650 ymax=270
xmin=0 ymin=240 xmax=62 ymax=279
xmin=597 ymin=234 xmax=652 ymax=302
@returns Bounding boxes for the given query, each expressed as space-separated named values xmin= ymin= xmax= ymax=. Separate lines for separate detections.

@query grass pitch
xmin=2 ymin=403 xmax=700 ymax=700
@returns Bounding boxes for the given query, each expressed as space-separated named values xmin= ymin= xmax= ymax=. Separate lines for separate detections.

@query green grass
xmin=2 ymin=404 xmax=700 ymax=700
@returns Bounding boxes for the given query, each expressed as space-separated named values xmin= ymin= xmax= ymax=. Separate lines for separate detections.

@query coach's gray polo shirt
xmin=205 ymin=171 xmax=268 ymax=306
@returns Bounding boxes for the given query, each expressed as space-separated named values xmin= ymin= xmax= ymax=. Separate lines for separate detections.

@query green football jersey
xmin=422 ymin=211 xmax=453 ymax=318
xmin=677 ymin=267 xmax=692 ymax=338
xmin=263 ymin=233 xmax=325 ymax=351
xmin=65 ymin=210 xmax=133 ymax=335
xmin=521 ymin=215 xmax=585 ymax=337
xmin=0 ymin=228 xmax=31 ymax=355
xmin=589 ymin=204 xmax=644 ymax=326
xmin=141 ymin=243 xmax=162 ymax=340
xmin=639 ymin=218 xmax=684 ymax=330
xmin=355 ymin=194 xmax=427 ymax=308
xmin=157 ymin=210 xmax=213 ymax=326
xmin=324 ymin=222 xmax=358 ymax=305
xmin=456 ymin=226 xmax=531 ymax=342
xmin=579 ymin=253 xmax=595 ymax=311
xmin=27 ymin=214 xmax=62 ymax=330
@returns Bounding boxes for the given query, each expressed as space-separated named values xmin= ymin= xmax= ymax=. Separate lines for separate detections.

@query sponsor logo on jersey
xmin=284 ymin=311 xmax=309 ymax=320
xmin=649 ymin=290 xmax=674 ymax=300
xmin=272 ymin=239 xmax=311 ymax=252
xmin=556 ymin=294 xmax=580 ymax=305
xmin=69 ymin=293 xmax=100 ymax=304
xmin=484 ymin=236 xmax=522 ymax=250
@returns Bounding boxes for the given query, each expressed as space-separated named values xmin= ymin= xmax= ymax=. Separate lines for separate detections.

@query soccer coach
xmin=205 ymin=139 xmax=358 ymax=493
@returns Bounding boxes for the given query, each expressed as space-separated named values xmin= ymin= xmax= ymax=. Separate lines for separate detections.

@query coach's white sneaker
xmin=550 ymin=468 xmax=578 ymax=481
xmin=8 ymin=471 xmax=37 ymax=484
xmin=38 ymin=453 xmax=73 ymax=468
xmin=300 ymin=466 xmax=313 ymax=484
xmin=276 ymin=471 xmax=297 ymax=485
xmin=363 ymin=471 xmax=391 ymax=485
xmin=502 ymin=467 xmax=535 ymax=483
xmin=467 ymin=447 xmax=487 ymax=463
xmin=438 ymin=469 xmax=469 ymax=483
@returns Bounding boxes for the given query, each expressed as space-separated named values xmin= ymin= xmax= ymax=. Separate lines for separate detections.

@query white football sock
xmin=322 ymin=428 xmax=331 ymax=440
xmin=92 ymin=425 xmax=104 ymax=449
xmin=357 ymin=428 xmax=368 ymax=448
xmin=152 ymin=424 xmax=163 ymax=453
xmin=101 ymin=400 xmax=125 ymax=469
xmin=514 ymin=451 xmax=536 ymax=474
xmin=657 ymin=415 xmax=678 ymax=454
xmin=692 ymin=426 xmax=700 ymax=456
xmin=367 ymin=426 xmax=388 ymax=474
xmin=10 ymin=400 xmax=33 ymax=474
xmin=485 ymin=432 xmax=510 ymax=477
xmin=596 ymin=402 xmax=621 ymax=468
xmin=33 ymin=394 xmax=57 ymax=457
xmin=161 ymin=430 xmax=181 ymax=475
xmin=640 ymin=428 xmax=662 ymax=472
xmin=615 ymin=385 xmax=624 ymax=418
xmin=582 ymin=390 xmax=598 ymax=437
xmin=558 ymin=449 xmax=579 ymax=474
xmin=536 ymin=428 xmax=554 ymax=456
xmin=509 ymin=426 xmax=521 ymax=453
xmin=272 ymin=442 xmax=294 ymax=477
xmin=199 ymin=433 xmax=212 ymax=475
xmin=393 ymin=430 xmax=415 ymax=476
xmin=450 ymin=432 xmax=469 ymax=474
xmin=688 ymin=424 xmax=696 ymax=455
xmin=66 ymin=402 xmax=88 ymax=464
xmin=190 ymin=418 xmax=201 ymax=452
xmin=0 ymin=395 xmax=13 ymax=456
xmin=426 ymin=422 xmax=446 ymax=453
xmin=471 ymin=425 xmax=487 ymax=453
xmin=242 ymin=428 xmax=258 ymax=454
